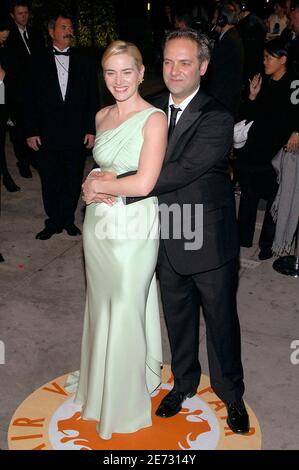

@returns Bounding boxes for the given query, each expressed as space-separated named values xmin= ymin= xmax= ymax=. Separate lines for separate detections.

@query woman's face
xmin=103 ymin=53 xmax=144 ymax=102
xmin=0 ymin=29 xmax=10 ymax=44
xmin=263 ymin=50 xmax=286 ymax=76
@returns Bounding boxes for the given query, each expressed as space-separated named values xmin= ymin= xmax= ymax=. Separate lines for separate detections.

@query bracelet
xmin=294 ymin=132 xmax=299 ymax=136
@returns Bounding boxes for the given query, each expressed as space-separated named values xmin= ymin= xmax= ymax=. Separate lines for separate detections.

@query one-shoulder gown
xmin=74 ymin=108 xmax=164 ymax=440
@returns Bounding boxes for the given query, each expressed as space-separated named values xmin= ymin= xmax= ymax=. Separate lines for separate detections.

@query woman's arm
xmin=84 ymin=111 xmax=167 ymax=200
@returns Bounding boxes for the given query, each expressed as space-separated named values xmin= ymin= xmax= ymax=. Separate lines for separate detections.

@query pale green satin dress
xmin=75 ymin=108 xmax=164 ymax=440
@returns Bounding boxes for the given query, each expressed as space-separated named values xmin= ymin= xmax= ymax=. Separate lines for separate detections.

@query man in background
xmin=6 ymin=0 xmax=45 ymax=178
xmin=26 ymin=13 xmax=99 ymax=240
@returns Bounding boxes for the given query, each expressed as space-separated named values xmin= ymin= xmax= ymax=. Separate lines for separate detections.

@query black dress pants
xmin=9 ymin=103 xmax=33 ymax=168
xmin=157 ymin=242 xmax=245 ymax=403
xmin=37 ymin=148 xmax=85 ymax=230
xmin=238 ymin=183 xmax=277 ymax=249
xmin=0 ymin=105 xmax=10 ymax=179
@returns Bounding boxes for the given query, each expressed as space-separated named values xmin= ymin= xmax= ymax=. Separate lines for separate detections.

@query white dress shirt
xmin=168 ymin=86 xmax=200 ymax=125
xmin=53 ymin=46 xmax=70 ymax=101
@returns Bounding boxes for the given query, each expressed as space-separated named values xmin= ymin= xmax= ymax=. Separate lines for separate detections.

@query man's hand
xmin=84 ymin=134 xmax=95 ymax=149
xmin=82 ymin=171 xmax=117 ymax=205
xmin=27 ymin=136 xmax=41 ymax=151
xmin=82 ymin=176 xmax=95 ymax=204
xmin=286 ymin=132 xmax=299 ymax=153
xmin=92 ymin=193 xmax=116 ymax=205
xmin=92 ymin=171 xmax=117 ymax=204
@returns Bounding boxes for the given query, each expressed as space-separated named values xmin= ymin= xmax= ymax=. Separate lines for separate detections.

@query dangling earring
xmin=139 ymin=77 xmax=144 ymax=85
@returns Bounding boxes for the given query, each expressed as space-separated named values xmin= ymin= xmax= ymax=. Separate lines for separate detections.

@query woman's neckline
xmin=97 ymin=107 xmax=156 ymax=135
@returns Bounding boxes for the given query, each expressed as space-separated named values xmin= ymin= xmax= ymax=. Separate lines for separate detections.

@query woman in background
xmin=237 ymin=38 xmax=299 ymax=260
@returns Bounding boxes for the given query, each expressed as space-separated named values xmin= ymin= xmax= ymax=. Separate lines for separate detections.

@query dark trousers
xmin=37 ymin=148 xmax=85 ymax=230
xmin=9 ymin=103 xmax=34 ymax=168
xmin=238 ymin=183 xmax=277 ymax=249
xmin=0 ymin=105 xmax=10 ymax=178
xmin=157 ymin=242 xmax=245 ymax=403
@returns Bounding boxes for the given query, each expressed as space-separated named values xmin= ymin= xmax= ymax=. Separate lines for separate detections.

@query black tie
xmin=54 ymin=49 xmax=70 ymax=56
xmin=168 ymin=104 xmax=181 ymax=140
xmin=23 ymin=30 xmax=31 ymax=53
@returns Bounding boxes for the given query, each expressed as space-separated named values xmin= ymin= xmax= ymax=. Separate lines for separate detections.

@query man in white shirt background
xmin=25 ymin=13 xmax=99 ymax=240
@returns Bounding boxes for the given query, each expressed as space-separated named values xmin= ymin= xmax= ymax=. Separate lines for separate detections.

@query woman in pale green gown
xmin=75 ymin=41 xmax=167 ymax=440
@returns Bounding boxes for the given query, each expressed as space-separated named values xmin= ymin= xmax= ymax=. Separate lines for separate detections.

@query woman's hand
xmin=249 ymin=73 xmax=262 ymax=101
xmin=286 ymin=132 xmax=299 ymax=153
xmin=82 ymin=171 xmax=117 ymax=205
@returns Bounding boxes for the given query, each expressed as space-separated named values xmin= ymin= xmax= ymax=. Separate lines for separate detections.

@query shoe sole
xmin=155 ymin=407 xmax=182 ymax=418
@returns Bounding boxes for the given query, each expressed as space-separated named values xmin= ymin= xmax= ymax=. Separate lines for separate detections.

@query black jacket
xmin=25 ymin=47 xmax=100 ymax=150
xmin=203 ymin=27 xmax=244 ymax=118
xmin=6 ymin=22 xmax=45 ymax=60
xmin=236 ymin=13 xmax=266 ymax=82
xmin=126 ymin=89 xmax=238 ymax=274
xmin=0 ymin=43 xmax=20 ymax=105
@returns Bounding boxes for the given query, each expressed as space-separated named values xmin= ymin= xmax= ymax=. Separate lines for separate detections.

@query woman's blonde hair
xmin=101 ymin=40 xmax=143 ymax=70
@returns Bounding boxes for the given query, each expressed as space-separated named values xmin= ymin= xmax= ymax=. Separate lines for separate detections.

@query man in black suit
xmin=6 ymin=0 xmax=45 ymax=178
xmin=281 ymin=4 xmax=299 ymax=76
xmin=90 ymin=29 xmax=249 ymax=434
xmin=235 ymin=0 xmax=266 ymax=84
xmin=7 ymin=0 xmax=44 ymax=56
xmin=26 ymin=13 xmax=99 ymax=240
xmin=203 ymin=3 xmax=244 ymax=117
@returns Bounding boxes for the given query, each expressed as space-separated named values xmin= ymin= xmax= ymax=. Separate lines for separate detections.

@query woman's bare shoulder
xmin=96 ymin=105 xmax=115 ymax=127
xmin=145 ymin=108 xmax=167 ymax=127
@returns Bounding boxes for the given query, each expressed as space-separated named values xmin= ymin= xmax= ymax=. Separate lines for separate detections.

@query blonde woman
xmin=74 ymin=41 xmax=167 ymax=440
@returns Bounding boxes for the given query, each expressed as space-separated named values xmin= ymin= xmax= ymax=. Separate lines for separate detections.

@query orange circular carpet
xmin=8 ymin=365 xmax=261 ymax=450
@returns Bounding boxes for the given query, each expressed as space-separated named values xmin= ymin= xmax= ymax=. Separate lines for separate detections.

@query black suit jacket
xmin=5 ymin=23 xmax=45 ymax=105
xmin=6 ymin=22 xmax=45 ymax=59
xmin=203 ymin=27 xmax=244 ymax=117
xmin=236 ymin=13 xmax=266 ymax=82
xmin=0 ymin=43 xmax=17 ymax=105
xmin=25 ymin=47 xmax=100 ymax=150
xmin=126 ymin=90 xmax=239 ymax=274
xmin=281 ymin=28 xmax=299 ymax=77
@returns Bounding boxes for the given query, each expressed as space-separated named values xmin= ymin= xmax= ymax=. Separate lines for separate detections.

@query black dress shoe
xmin=65 ymin=224 xmax=81 ymax=236
xmin=3 ymin=175 xmax=21 ymax=192
xmin=30 ymin=158 xmax=38 ymax=170
xmin=35 ymin=227 xmax=62 ymax=240
xmin=258 ymin=247 xmax=273 ymax=260
xmin=226 ymin=399 xmax=249 ymax=434
xmin=17 ymin=163 xmax=32 ymax=178
xmin=155 ymin=389 xmax=196 ymax=418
